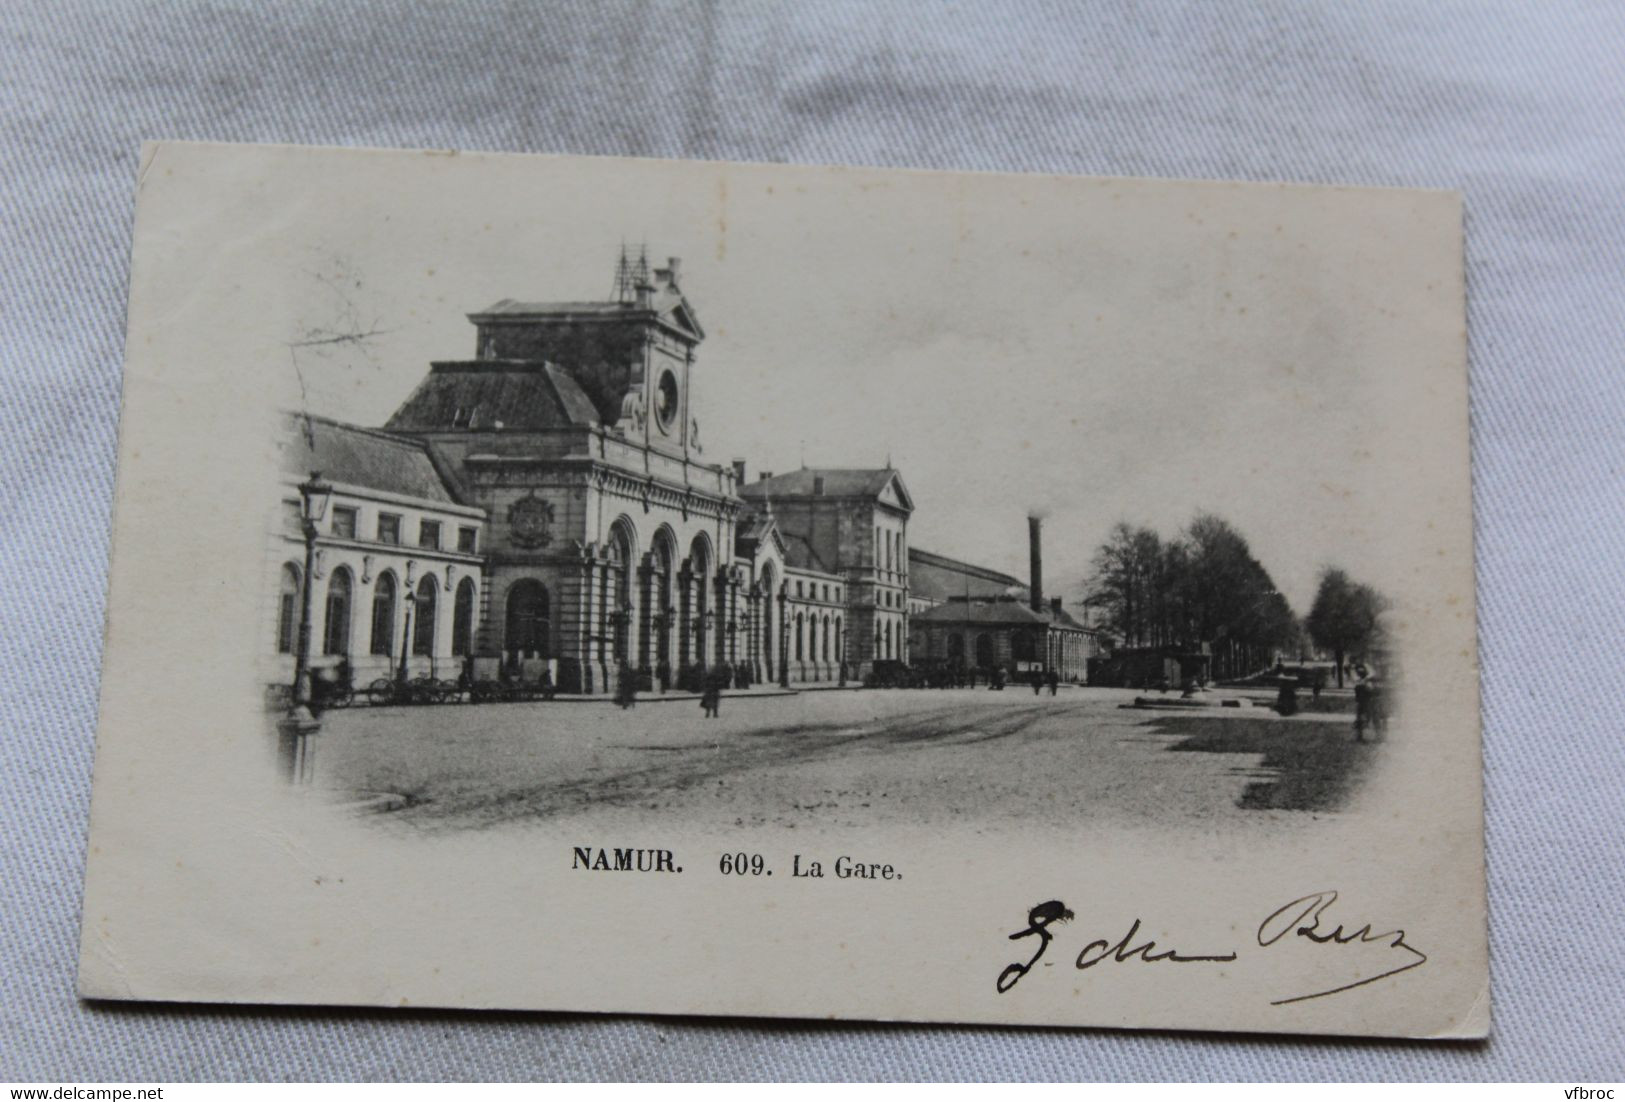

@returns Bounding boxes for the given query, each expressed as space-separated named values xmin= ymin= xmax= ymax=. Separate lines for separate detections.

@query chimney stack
xmin=1028 ymin=515 xmax=1044 ymax=612
xmin=759 ymin=470 xmax=773 ymax=482
xmin=731 ymin=458 xmax=746 ymax=484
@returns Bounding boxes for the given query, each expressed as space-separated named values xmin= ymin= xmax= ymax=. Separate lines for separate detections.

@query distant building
xmin=906 ymin=548 xmax=1026 ymax=614
xmin=910 ymin=518 xmax=1105 ymax=682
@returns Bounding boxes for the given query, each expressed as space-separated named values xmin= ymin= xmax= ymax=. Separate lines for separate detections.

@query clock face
xmin=655 ymin=369 xmax=680 ymax=431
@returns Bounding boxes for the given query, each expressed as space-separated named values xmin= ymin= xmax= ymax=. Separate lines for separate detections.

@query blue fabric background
xmin=4 ymin=0 xmax=1623 ymax=1082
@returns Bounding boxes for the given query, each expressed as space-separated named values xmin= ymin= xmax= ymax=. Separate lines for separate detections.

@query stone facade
xmin=266 ymin=415 xmax=487 ymax=691
xmin=266 ymin=252 xmax=1095 ymax=695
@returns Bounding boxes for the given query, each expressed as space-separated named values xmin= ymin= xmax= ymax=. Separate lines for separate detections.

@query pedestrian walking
xmin=701 ymin=675 xmax=721 ymax=718
xmin=616 ymin=666 xmax=638 ymax=710
xmin=1353 ymin=664 xmax=1381 ymax=741
xmin=1047 ymin=668 xmax=1059 ymax=696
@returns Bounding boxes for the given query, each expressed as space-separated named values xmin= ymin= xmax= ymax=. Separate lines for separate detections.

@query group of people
xmin=1270 ymin=661 xmax=1387 ymax=739
xmin=1029 ymin=669 xmax=1061 ymax=696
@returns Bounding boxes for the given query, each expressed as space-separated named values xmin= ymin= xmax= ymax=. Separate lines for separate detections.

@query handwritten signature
xmin=996 ymin=890 xmax=1427 ymax=1006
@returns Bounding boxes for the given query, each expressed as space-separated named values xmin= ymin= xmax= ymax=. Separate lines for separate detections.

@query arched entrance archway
xmin=606 ymin=521 xmax=635 ymax=668
xmin=370 ymin=571 xmax=397 ymax=657
xmin=974 ymin=632 xmax=995 ymax=669
xmin=452 ymin=577 xmax=476 ymax=657
xmin=323 ymin=568 xmax=353 ymax=656
xmin=505 ymin=579 xmax=550 ymax=661
xmin=686 ymin=534 xmax=712 ymax=675
xmin=276 ymin=563 xmax=300 ymax=654
xmin=413 ymin=575 xmax=438 ymax=657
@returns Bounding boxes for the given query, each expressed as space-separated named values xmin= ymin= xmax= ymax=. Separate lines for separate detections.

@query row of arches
xmin=276 ymin=563 xmax=477 ymax=660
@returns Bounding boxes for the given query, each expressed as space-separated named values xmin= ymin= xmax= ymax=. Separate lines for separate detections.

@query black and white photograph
xmin=267 ymin=233 xmax=1400 ymax=840
xmin=78 ymin=142 xmax=1483 ymax=1040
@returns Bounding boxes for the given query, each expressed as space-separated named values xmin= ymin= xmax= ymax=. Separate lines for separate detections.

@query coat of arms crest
xmin=506 ymin=492 xmax=555 ymax=549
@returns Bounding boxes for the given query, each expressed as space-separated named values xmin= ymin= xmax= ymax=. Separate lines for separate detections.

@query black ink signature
xmin=1257 ymin=890 xmax=1428 ymax=1005
xmin=996 ymin=901 xmax=1234 ymax=993
xmin=996 ymin=900 xmax=1073 ymax=993
xmin=995 ymin=891 xmax=1428 ymax=1005
xmin=1075 ymin=918 xmax=1238 ymax=971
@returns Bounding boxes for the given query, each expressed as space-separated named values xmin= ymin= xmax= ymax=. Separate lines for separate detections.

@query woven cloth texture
xmin=3 ymin=0 xmax=1623 ymax=1082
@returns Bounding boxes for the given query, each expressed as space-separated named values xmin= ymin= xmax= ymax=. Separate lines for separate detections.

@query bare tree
xmin=285 ymin=253 xmax=394 ymax=449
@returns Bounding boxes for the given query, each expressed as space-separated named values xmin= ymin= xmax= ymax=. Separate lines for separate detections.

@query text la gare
xmin=793 ymin=854 xmax=901 ymax=880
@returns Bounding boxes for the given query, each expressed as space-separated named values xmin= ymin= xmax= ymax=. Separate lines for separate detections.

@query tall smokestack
xmin=1028 ymin=515 xmax=1044 ymax=612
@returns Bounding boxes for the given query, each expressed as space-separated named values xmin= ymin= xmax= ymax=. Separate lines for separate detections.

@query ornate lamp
xmin=397 ymin=559 xmax=418 ymax=684
xmin=280 ymin=471 xmax=332 ymax=784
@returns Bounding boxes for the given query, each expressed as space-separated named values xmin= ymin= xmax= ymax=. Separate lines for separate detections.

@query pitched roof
xmin=780 ymin=531 xmax=833 ymax=574
xmin=914 ymin=595 xmax=1098 ymax=633
xmin=280 ymin=413 xmax=462 ymax=504
xmin=738 ymin=468 xmax=913 ymax=510
xmin=908 ymin=547 xmax=1026 ymax=602
xmin=383 ymin=361 xmax=601 ymax=432
xmin=914 ymin=597 xmax=1051 ymax=626
xmin=736 ymin=511 xmax=776 ymax=544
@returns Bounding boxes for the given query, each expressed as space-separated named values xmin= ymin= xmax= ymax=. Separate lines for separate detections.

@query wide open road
xmin=315 ymin=687 xmax=1360 ymax=836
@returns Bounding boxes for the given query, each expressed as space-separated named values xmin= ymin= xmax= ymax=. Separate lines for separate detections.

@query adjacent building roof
xmin=739 ymin=468 xmax=914 ymax=511
xmin=780 ymin=531 xmax=834 ymax=575
xmin=908 ymin=547 xmax=1026 ymax=603
xmin=280 ymin=412 xmax=463 ymax=505
xmin=384 ymin=361 xmax=601 ymax=432
xmin=914 ymin=595 xmax=1097 ymax=633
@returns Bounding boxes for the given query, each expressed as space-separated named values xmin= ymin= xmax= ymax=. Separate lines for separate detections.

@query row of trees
xmin=1086 ymin=514 xmax=1390 ymax=683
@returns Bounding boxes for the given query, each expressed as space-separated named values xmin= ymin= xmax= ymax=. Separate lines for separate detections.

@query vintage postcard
xmin=79 ymin=142 xmax=1486 ymax=1038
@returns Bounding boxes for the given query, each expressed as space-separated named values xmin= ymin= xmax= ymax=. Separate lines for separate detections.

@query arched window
xmin=975 ymin=632 xmax=995 ymax=668
xmin=822 ymin=616 xmax=831 ymax=661
xmin=884 ymin=620 xmax=892 ymax=659
xmin=506 ymin=579 xmax=550 ymax=660
xmin=276 ymin=564 xmax=300 ymax=654
xmin=370 ymin=572 xmax=396 ymax=656
xmin=834 ymin=616 xmax=843 ymax=662
xmin=322 ymin=568 xmax=352 ymax=656
xmin=413 ymin=575 xmax=438 ymax=656
xmin=1012 ymin=629 xmax=1036 ymax=663
xmin=795 ymin=612 xmax=805 ymax=660
xmin=452 ymin=577 xmax=476 ymax=657
xmin=948 ymin=633 xmax=965 ymax=665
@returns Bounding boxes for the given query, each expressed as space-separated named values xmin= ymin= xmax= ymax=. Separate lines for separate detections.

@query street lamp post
xmin=397 ymin=560 xmax=419 ymax=684
xmin=279 ymin=471 xmax=331 ymax=784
